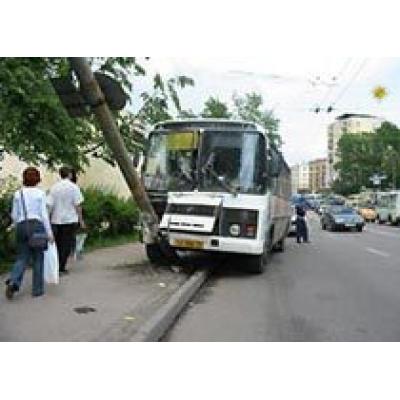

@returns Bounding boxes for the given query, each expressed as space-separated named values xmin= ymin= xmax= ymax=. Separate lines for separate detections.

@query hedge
xmin=0 ymin=182 xmax=140 ymax=268
xmin=81 ymin=186 xmax=140 ymax=245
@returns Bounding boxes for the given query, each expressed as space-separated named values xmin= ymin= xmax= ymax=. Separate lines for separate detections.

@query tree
xmin=232 ymin=92 xmax=281 ymax=148
xmin=201 ymin=96 xmax=232 ymax=119
xmin=179 ymin=109 xmax=197 ymax=119
xmin=333 ymin=122 xmax=400 ymax=194
xmin=0 ymin=57 xmax=194 ymax=170
xmin=136 ymin=73 xmax=194 ymax=125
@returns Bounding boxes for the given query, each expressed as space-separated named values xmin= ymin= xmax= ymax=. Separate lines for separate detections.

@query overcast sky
xmin=133 ymin=58 xmax=400 ymax=166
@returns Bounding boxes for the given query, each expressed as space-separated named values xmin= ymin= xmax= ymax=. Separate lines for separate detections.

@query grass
xmin=83 ymin=233 xmax=139 ymax=252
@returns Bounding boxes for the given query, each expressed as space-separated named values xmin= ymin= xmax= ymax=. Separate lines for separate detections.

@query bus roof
xmin=153 ymin=119 xmax=265 ymax=135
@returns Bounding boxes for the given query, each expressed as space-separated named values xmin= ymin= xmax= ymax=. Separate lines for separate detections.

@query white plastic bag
xmin=74 ymin=233 xmax=87 ymax=261
xmin=44 ymin=242 xmax=59 ymax=285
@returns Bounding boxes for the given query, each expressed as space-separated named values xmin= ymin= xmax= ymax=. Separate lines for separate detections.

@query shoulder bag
xmin=20 ymin=189 xmax=49 ymax=251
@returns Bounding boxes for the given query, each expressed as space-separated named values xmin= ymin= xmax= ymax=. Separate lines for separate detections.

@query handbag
xmin=20 ymin=189 xmax=49 ymax=251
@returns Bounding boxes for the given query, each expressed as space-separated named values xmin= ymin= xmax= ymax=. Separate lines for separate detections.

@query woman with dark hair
xmin=5 ymin=167 xmax=54 ymax=299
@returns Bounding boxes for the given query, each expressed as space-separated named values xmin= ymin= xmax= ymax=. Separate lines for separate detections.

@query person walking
xmin=5 ymin=167 xmax=54 ymax=299
xmin=296 ymin=204 xmax=309 ymax=244
xmin=47 ymin=167 xmax=85 ymax=275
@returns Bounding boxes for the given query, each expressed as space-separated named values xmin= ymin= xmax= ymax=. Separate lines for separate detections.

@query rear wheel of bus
xmin=246 ymin=241 xmax=270 ymax=274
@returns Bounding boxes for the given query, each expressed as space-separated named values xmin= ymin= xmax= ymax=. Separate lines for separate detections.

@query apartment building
xmin=291 ymin=164 xmax=300 ymax=194
xmin=291 ymin=162 xmax=310 ymax=193
xmin=309 ymin=158 xmax=328 ymax=193
xmin=327 ymin=113 xmax=384 ymax=185
xmin=291 ymin=158 xmax=328 ymax=194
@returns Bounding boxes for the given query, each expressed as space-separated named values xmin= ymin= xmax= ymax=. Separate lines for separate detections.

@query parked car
xmin=358 ymin=204 xmax=377 ymax=223
xmin=321 ymin=206 xmax=365 ymax=232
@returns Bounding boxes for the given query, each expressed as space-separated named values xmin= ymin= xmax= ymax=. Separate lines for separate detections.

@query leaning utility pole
xmin=68 ymin=57 xmax=159 ymax=242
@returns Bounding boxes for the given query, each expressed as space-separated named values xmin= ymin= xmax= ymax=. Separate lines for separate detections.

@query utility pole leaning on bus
xmin=67 ymin=57 xmax=160 ymax=243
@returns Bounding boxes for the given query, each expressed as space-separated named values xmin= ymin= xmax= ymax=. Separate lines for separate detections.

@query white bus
xmin=376 ymin=191 xmax=400 ymax=225
xmin=141 ymin=120 xmax=292 ymax=273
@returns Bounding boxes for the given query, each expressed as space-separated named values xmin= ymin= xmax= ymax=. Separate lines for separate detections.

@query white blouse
xmin=11 ymin=187 xmax=52 ymax=235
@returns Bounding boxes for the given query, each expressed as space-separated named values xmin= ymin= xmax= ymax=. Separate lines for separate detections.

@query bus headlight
xmin=229 ymin=224 xmax=241 ymax=237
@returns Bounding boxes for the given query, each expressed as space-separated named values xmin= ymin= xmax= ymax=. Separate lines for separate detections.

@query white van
xmin=376 ymin=191 xmax=400 ymax=225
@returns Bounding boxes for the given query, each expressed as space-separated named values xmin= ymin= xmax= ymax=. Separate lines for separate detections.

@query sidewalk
xmin=0 ymin=243 xmax=188 ymax=342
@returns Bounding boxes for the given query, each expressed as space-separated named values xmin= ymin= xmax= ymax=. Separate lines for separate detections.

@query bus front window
xmin=200 ymin=131 xmax=265 ymax=194
xmin=143 ymin=132 xmax=198 ymax=192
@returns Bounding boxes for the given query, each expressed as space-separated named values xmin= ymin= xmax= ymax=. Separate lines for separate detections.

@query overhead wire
xmin=330 ymin=58 xmax=369 ymax=108
xmin=318 ymin=58 xmax=353 ymax=109
xmin=310 ymin=58 xmax=354 ymax=113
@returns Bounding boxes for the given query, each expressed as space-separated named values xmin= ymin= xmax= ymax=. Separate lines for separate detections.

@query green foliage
xmin=0 ymin=184 xmax=139 ymax=271
xmin=0 ymin=176 xmax=19 ymax=266
xmin=179 ymin=109 xmax=197 ymax=119
xmin=0 ymin=58 xmax=94 ymax=169
xmin=334 ymin=122 xmax=400 ymax=195
xmin=81 ymin=187 xmax=140 ymax=244
xmin=201 ymin=97 xmax=232 ymax=119
xmin=0 ymin=57 xmax=194 ymax=169
xmin=137 ymin=74 xmax=195 ymax=125
xmin=232 ymin=92 xmax=281 ymax=148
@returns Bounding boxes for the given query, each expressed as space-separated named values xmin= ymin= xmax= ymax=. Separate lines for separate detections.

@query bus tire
xmin=246 ymin=242 xmax=270 ymax=274
xmin=146 ymin=243 xmax=166 ymax=265
xmin=146 ymin=242 xmax=179 ymax=266
xmin=273 ymin=237 xmax=285 ymax=253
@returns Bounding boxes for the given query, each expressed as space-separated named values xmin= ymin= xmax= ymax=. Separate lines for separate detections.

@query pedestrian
xmin=69 ymin=169 xmax=79 ymax=257
xmin=5 ymin=167 xmax=54 ymax=299
xmin=47 ymin=166 xmax=86 ymax=275
xmin=296 ymin=204 xmax=309 ymax=244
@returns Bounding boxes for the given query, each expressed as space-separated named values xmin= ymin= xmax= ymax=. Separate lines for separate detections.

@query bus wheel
xmin=246 ymin=244 xmax=270 ymax=274
xmin=146 ymin=242 xmax=179 ymax=266
xmin=273 ymin=237 xmax=285 ymax=253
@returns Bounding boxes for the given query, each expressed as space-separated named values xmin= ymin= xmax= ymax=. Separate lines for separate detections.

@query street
xmin=165 ymin=214 xmax=400 ymax=342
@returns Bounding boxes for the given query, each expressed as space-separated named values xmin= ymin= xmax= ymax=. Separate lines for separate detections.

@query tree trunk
xmin=68 ymin=57 xmax=159 ymax=242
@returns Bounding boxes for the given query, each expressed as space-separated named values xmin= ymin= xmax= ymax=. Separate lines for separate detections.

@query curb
xmin=131 ymin=269 xmax=209 ymax=342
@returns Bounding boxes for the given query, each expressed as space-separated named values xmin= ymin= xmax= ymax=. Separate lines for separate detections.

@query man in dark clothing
xmin=296 ymin=205 xmax=309 ymax=244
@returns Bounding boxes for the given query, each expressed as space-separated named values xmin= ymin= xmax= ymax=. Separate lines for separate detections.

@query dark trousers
xmin=296 ymin=217 xmax=309 ymax=243
xmin=52 ymin=224 xmax=76 ymax=271
xmin=9 ymin=221 xmax=45 ymax=296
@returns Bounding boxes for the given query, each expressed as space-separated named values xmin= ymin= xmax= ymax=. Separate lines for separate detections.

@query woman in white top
xmin=5 ymin=167 xmax=54 ymax=300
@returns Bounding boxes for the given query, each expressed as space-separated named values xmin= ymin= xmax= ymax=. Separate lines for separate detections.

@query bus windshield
xmin=143 ymin=130 xmax=266 ymax=194
xmin=199 ymin=131 xmax=265 ymax=194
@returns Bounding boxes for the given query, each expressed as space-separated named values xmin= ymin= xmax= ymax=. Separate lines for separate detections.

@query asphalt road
xmin=165 ymin=214 xmax=400 ymax=342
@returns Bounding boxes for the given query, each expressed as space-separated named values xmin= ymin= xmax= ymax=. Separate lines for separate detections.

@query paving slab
xmin=0 ymin=243 xmax=188 ymax=342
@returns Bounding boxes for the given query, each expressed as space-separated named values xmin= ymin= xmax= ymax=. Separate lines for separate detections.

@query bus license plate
xmin=173 ymin=239 xmax=204 ymax=250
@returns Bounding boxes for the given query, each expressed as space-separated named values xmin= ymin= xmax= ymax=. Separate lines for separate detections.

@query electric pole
xmin=67 ymin=57 xmax=159 ymax=242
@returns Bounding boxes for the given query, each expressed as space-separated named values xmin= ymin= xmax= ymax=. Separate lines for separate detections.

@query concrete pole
xmin=68 ymin=57 xmax=159 ymax=242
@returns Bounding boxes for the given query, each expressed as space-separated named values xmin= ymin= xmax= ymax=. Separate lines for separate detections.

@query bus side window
xmin=267 ymin=147 xmax=280 ymax=195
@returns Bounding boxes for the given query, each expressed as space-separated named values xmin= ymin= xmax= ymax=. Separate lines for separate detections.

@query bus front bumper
xmin=165 ymin=232 xmax=264 ymax=255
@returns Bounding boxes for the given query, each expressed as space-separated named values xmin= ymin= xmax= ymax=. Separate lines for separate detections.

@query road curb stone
xmin=131 ymin=269 xmax=209 ymax=342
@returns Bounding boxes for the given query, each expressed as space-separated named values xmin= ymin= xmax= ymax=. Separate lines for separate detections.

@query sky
xmin=132 ymin=57 xmax=400 ymax=167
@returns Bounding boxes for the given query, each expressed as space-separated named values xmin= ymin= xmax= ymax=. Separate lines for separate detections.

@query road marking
xmin=365 ymin=247 xmax=390 ymax=258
